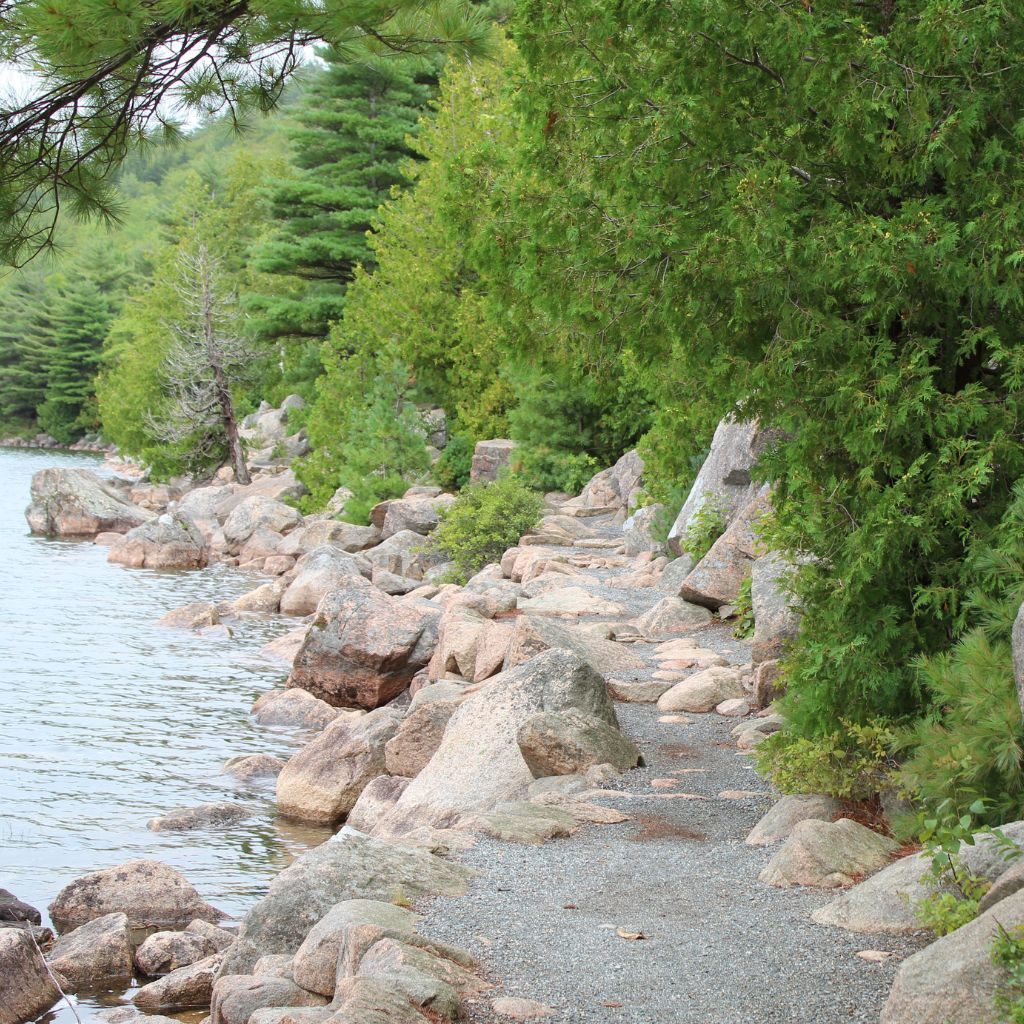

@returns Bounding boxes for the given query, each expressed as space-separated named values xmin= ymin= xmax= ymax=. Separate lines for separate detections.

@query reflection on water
xmin=0 ymin=448 xmax=331 ymax=1022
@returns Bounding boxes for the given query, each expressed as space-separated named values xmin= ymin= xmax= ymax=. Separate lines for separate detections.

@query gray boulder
xmin=346 ymin=775 xmax=411 ymax=833
xmin=223 ymin=754 xmax=287 ymax=781
xmin=276 ymin=706 xmax=403 ymax=825
xmin=49 ymin=859 xmax=223 ymax=933
xmin=291 ymin=899 xmax=419 ymax=998
xmin=622 ymin=504 xmax=666 ymax=556
xmin=251 ymin=688 xmax=345 ymax=730
xmin=0 ymin=890 xmax=40 ymax=925
xmin=279 ymin=548 xmax=366 ymax=617
xmin=209 ymin=975 xmax=327 ymax=1024
xmin=680 ymin=487 xmax=769 ymax=610
xmin=385 ymin=683 xmax=466 ymax=778
xmin=751 ymin=552 xmax=801 ymax=663
xmin=517 ymin=711 xmax=642 ymax=777
xmin=746 ymin=794 xmax=840 ymax=846
xmin=133 ymin=953 xmax=223 ymax=1011
xmin=277 ymin=520 xmax=380 ymax=558
xmin=578 ymin=450 xmax=644 ymax=514
xmin=880 ymin=888 xmax=1024 ymax=1024
xmin=218 ymin=833 xmax=472 ymax=973
xmin=470 ymin=439 xmax=517 ymax=484
xmin=329 ymin=976 xmax=431 ymax=1024
xmin=632 ymin=596 xmax=713 ymax=638
xmin=108 ymin=512 xmax=207 ymax=569
xmin=46 ymin=912 xmax=134 ymax=991
xmin=135 ymin=930 xmax=217 ymax=976
xmin=759 ymin=818 xmax=898 ymax=889
xmin=376 ymin=650 xmax=617 ymax=837
xmin=667 ymin=418 xmax=772 ymax=551
xmin=381 ymin=496 xmax=455 ymax=539
xmin=656 ymin=667 xmax=746 ymax=713
xmin=0 ymin=929 xmax=61 ymax=1024
xmin=362 ymin=529 xmax=445 ymax=581
xmin=26 ymin=467 xmax=153 ymax=536
xmin=505 ymin=615 xmax=645 ymax=676
xmin=288 ymin=579 xmax=440 ymax=709
xmin=223 ymin=496 xmax=301 ymax=547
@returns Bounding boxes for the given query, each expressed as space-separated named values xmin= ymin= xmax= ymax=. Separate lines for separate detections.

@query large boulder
xmin=108 ymin=512 xmax=208 ymax=569
xmin=376 ymin=650 xmax=618 ymax=836
xmin=759 ymin=818 xmax=898 ymax=889
xmin=622 ymin=504 xmax=666 ymax=556
xmin=504 ymin=616 xmax=645 ymax=677
xmin=680 ymin=487 xmax=769 ymax=610
xmin=362 ymin=530 xmax=445 ymax=581
xmin=347 ymin=775 xmax=411 ymax=833
xmin=288 ymin=579 xmax=441 ymax=710
xmin=632 ymin=596 xmax=713 ymax=638
xmin=276 ymin=706 xmax=403 ymax=825
xmin=516 ymin=711 xmax=642 ymax=777
xmin=0 ymin=929 xmax=61 ymax=1024
xmin=746 ymin=794 xmax=841 ymax=846
xmin=656 ymin=666 xmax=746 ymax=713
xmin=49 ymin=859 xmax=223 ymax=933
xmin=279 ymin=549 xmax=366 ymax=617
xmin=133 ymin=953 xmax=223 ymax=1011
xmin=577 ymin=449 xmax=644 ymax=514
xmin=222 ymin=496 xmax=301 ymax=548
xmin=136 ymin=929 xmax=218 ymax=976
xmin=219 ymin=833 xmax=473 ymax=973
xmin=751 ymin=552 xmax=801 ymax=663
xmin=277 ymin=520 xmax=380 ymax=557
xmin=329 ymin=976 xmax=432 ymax=1024
xmin=209 ymin=976 xmax=327 ymax=1024
xmin=291 ymin=899 xmax=419 ymax=998
xmin=667 ymin=418 xmax=773 ymax=551
xmin=385 ymin=683 xmax=466 ymax=778
xmin=26 ymin=468 xmax=154 ymax=536
xmin=47 ymin=912 xmax=134 ymax=990
xmin=517 ymin=587 xmax=626 ymax=618
xmin=470 ymin=439 xmax=517 ymax=484
xmin=426 ymin=608 xmax=489 ymax=681
xmin=880 ymin=888 xmax=1024 ymax=1024
xmin=0 ymin=890 xmax=41 ymax=925
xmin=381 ymin=496 xmax=455 ymax=540
xmin=251 ymin=688 xmax=346 ymax=730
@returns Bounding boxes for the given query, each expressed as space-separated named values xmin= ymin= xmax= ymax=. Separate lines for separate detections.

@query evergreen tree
xmin=36 ymin=279 xmax=112 ymax=442
xmin=250 ymin=52 xmax=434 ymax=349
xmin=0 ymin=273 xmax=55 ymax=428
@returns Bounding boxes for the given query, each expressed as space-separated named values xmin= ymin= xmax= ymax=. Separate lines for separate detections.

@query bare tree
xmin=148 ymin=244 xmax=254 ymax=484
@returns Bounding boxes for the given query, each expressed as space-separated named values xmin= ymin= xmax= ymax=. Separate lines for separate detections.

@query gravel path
xmin=415 ymin=520 xmax=927 ymax=1024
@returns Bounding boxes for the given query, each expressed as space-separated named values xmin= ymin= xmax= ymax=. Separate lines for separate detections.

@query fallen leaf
xmin=601 ymin=1001 xmax=624 ymax=1008
xmin=615 ymin=927 xmax=646 ymax=940
xmin=856 ymin=950 xmax=895 ymax=963
xmin=563 ymin=903 xmax=578 ymax=910
xmin=650 ymin=778 xmax=677 ymax=788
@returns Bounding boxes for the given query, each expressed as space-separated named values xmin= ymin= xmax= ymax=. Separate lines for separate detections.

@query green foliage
xmin=248 ymin=51 xmax=434 ymax=346
xmin=913 ymin=799 xmax=993 ymax=936
xmin=300 ymin=350 xmax=431 ymax=522
xmin=897 ymin=487 xmax=1024 ymax=825
xmin=433 ymin=433 xmax=474 ymax=492
xmin=754 ymin=720 xmax=897 ymax=802
xmin=732 ymin=575 xmax=755 ymax=640
xmin=992 ymin=924 xmax=1024 ymax=1023
xmin=431 ymin=475 xmax=543 ymax=583
xmin=681 ymin=496 xmax=726 ymax=562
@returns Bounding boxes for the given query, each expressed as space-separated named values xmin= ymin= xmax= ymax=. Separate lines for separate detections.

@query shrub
xmin=754 ymin=719 xmax=897 ymax=801
xmin=993 ymin=924 xmax=1024 ymax=1023
xmin=514 ymin=445 xmax=599 ymax=495
xmin=431 ymin=475 xmax=544 ymax=582
xmin=433 ymin=433 xmax=475 ymax=492
xmin=732 ymin=574 xmax=754 ymax=639
xmin=681 ymin=494 xmax=726 ymax=562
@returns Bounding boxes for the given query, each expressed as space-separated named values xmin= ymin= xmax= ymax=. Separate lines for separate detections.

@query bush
xmin=681 ymin=494 xmax=726 ymax=562
xmin=434 ymin=433 xmax=474 ymax=492
xmin=993 ymin=924 xmax=1024 ymax=1023
xmin=514 ymin=445 xmax=599 ymax=494
xmin=431 ymin=475 xmax=543 ymax=582
xmin=754 ymin=720 xmax=897 ymax=801
xmin=732 ymin=574 xmax=754 ymax=639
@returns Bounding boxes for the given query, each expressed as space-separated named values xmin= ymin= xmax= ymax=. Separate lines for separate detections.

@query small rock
xmin=607 ymin=678 xmax=673 ymax=703
xmin=133 ymin=953 xmax=223 ymax=1011
xmin=746 ymin=794 xmax=841 ymax=846
xmin=223 ymin=754 xmax=286 ymax=781
xmin=492 ymin=996 xmax=555 ymax=1019
xmin=857 ymin=950 xmax=895 ymax=963
xmin=47 ymin=912 xmax=134 ymax=990
xmin=135 ymin=930 xmax=216 ymax=976
xmin=656 ymin=666 xmax=745 ymax=713
xmin=251 ymin=688 xmax=345 ymax=730
xmin=158 ymin=601 xmax=220 ymax=629
xmin=716 ymin=698 xmax=750 ymax=716
xmin=632 ymin=597 xmax=713 ymax=638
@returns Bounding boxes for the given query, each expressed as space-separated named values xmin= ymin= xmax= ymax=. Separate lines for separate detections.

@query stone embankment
xmin=6 ymin=407 xmax=1021 ymax=1024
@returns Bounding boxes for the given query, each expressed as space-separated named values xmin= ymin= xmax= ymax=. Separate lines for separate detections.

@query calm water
xmin=0 ymin=448 xmax=329 ymax=1021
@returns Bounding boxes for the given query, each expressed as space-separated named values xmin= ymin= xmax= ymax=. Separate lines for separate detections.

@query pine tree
xmin=36 ymin=279 xmax=112 ymax=442
xmin=249 ymin=51 xmax=434 ymax=349
xmin=0 ymin=273 xmax=55 ymax=428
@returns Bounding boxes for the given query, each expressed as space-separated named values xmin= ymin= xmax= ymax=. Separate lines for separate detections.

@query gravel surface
xmin=412 ymin=517 xmax=928 ymax=1023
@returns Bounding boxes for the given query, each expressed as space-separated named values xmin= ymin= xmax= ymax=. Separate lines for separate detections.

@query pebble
xmin=493 ymin=996 xmax=556 ymax=1019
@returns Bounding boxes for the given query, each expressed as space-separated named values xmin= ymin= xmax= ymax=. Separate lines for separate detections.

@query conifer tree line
xmin=5 ymin=1 xmax=1024 ymax=821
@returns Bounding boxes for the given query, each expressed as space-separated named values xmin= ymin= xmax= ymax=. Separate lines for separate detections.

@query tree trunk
xmin=214 ymin=365 xmax=249 ymax=485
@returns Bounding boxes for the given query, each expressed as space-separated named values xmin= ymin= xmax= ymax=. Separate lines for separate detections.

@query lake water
xmin=0 ymin=447 xmax=329 ymax=1021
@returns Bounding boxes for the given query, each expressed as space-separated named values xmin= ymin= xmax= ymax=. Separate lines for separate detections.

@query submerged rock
xmin=147 ymin=801 xmax=253 ymax=832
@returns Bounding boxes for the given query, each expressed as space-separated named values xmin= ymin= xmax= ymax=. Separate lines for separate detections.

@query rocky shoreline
xmin=4 ymin=403 xmax=1022 ymax=1024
